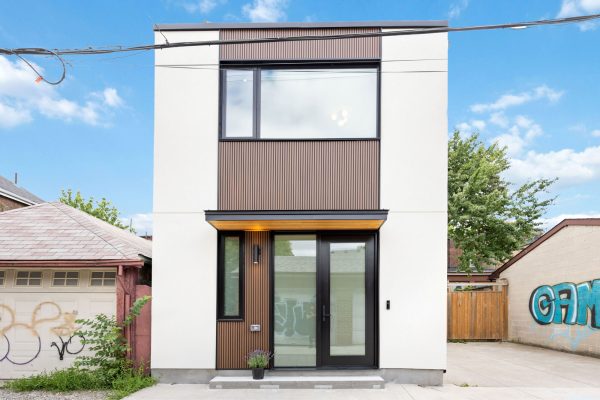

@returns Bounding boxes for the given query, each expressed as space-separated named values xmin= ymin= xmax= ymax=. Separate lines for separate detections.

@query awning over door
xmin=205 ymin=210 xmax=388 ymax=231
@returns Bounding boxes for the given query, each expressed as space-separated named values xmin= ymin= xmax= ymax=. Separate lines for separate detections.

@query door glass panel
xmin=274 ymin=234 xmax=317 ymax=367
xmin=329 ymin=242 xmax=366 ymax=356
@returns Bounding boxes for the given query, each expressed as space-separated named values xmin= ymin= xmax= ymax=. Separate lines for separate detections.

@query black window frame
xmin=217 ymin=231 xmax=245 ymax=320
xmin=219 ymin=62 xmax=381 ymax=141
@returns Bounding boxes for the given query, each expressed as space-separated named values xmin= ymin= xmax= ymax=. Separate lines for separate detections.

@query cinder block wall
xmin=500 ymin=226 xmax=600 ymax=356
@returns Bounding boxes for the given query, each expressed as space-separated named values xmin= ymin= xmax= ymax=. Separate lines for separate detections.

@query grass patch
xmin=5 ymin=368 xmax=104 ymax=392
xmin=5 ymin=367 xmax=155 ymax=400
xmin=109 ymin=370 xmax=156 ymax=400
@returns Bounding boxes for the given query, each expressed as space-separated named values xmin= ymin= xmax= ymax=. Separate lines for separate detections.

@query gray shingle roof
xmin=0 ymin=175 xmax=44 ymax=205
xmin=0 ymin=202 xmax=151 ymax=261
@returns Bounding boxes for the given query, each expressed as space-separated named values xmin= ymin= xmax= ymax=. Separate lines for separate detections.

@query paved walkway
xmin=127 ymin=342 xmax=600 ymax=399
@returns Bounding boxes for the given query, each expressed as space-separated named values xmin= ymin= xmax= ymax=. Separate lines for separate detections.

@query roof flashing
xmin=153 ymin=20 xmax=448 ymax=31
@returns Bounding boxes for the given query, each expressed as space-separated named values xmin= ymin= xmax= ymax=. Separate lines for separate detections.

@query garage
xmin=491 ymin=218 xmax=600 ymax=357
xmin=0 ymin=202 xmax=152 ymax=379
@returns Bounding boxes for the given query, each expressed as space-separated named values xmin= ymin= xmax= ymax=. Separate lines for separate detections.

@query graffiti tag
xmin=0 ymin=302 xmax=83 ymax=364
xmin=529 ymin=279 xmax=600 ymax=329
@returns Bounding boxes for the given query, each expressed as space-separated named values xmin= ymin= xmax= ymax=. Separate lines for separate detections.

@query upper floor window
xmin=221 ymin=65 xmax=379 ymax=140
xmin=0 ymin=271 xmax=5 ymax=286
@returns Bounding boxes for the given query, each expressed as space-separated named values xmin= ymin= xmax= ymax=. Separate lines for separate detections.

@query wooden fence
xmin=447 ymin=283 xmax=508 ymax=340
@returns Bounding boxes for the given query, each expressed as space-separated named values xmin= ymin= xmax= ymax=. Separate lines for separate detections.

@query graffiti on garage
xmin=0 ymin=301 xmax=84 ymax=364
xmin=529 ymin=279 xmax=600 ymax=329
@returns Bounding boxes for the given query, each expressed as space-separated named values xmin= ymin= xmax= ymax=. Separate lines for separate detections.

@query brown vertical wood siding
xmin=220 ymin=28 xmax=381 ymax=60
xmin=217 ymin=231 xmax=270 ymax=369
xmin=218 ymin=140 xmax=379 ymax=210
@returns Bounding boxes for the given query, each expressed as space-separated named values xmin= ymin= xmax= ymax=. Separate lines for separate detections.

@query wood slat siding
xmin=220 ymin=28 xmax=381 ymax=60
xmin=217 ymin=231 xmax=270 ymax=369
xmin=218 ymin=140 xmax=379 ymax=210
xmin=447 ymin=287 xmax=508 ymax=340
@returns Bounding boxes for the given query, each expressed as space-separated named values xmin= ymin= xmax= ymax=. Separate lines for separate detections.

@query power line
xmin=1 ymin=13 xmax=598 ymax=85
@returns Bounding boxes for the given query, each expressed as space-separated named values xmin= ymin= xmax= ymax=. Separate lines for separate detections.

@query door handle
xmin=322 ymin=305 xmax=330 ymax=322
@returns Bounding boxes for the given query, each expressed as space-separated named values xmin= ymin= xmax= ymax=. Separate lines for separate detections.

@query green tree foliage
xmin=448 ymin=131 xmax=556 ymax=273
xmin=60 ymin=189 xmax=134 ymax=233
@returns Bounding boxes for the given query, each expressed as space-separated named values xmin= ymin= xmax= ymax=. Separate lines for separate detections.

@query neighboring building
xmin=153 ymin=21 xmax=448 ymax=384
xmin=492 ymin=219 xmax=600 ymax=357
xmin=447 ymin=239 xmax=495 ymax=283
xmin=0 ymin=202 xmax=152 ymax=378
xmin=0 ymin=174 xmax=44 ymax=211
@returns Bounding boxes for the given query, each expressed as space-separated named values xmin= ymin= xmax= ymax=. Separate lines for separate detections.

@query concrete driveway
xmin=446 ymin=341 xmax=600 ymax=387
xmin=127 ymin=342 xmax=600 ymax=400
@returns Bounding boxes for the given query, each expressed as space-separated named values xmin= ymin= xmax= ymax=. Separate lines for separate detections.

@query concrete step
xmin=209 ymin=375 xmax=385 ymax=389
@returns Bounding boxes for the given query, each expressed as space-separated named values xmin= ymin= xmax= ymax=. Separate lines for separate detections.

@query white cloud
xmin=454 ymin=119 xmax=486 ymax=134
xmin=489 ymin=112 xmax=509 ymax=128
xmin=122 ymin=212 xmax=153 ymax=235
xmin=0 ymin=55 xmax=123 ymax=129
xmin=180 ymin=0 xmax=223 ymax=14
xmin=470 ymin=85 xmax=563 ymax=113
xmin=539 ymin=212 xmax=600 ymax=231
xmin=507 ymin=145 xmax=600 ymax=186
xmin=557 ymin=0 xmax=600 ymax=31
xmin=491 ymin=115 xmax=543 ymax=156
xmin=592 ymin=129 xmax=600 ymax=137
xmin=101 ymin=88 xmax=124 ymax=108
xmin=0 ymin=101 xmax=32 ymax=128
xmin=242 ymin=0 xmax=288 ymax=22
xmin=449 ymin=0 xmax=469 ymax=19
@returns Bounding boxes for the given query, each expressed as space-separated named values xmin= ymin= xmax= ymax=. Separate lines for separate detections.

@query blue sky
xmin=1 ymin=0 xmax=599 ymax=234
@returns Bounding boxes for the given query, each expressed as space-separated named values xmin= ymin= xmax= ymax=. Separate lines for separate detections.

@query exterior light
xmin=511 ymin=25 xmax=528 ymax=30
xmin=252 ymin=245 xmax=261 ymax=264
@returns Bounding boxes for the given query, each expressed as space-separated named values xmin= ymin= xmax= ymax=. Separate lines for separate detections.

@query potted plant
xmin=246 ymin=349 xmax=271 ymax=380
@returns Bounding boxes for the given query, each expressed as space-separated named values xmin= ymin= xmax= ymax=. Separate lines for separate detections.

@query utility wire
xmin=2 ymin=13 xmax=598 ymax=85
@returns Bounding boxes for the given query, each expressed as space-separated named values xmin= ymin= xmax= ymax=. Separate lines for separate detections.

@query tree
xmin=60 ymin=189 xmax=135 ymax=233
xmin=448 ymin=132 xmax=555 ymax=273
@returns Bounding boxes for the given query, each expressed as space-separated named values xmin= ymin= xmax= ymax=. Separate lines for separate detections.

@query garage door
xmin=0 ymin=268 xmax=116 ymax=379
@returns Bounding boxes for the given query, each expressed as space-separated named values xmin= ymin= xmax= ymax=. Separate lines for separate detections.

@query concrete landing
xmin=209 ymin=375 xmax=385 ymax=389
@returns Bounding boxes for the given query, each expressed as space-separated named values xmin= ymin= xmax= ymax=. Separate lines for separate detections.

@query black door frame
xmin=270 ymin=231 xmax=379 ymax=369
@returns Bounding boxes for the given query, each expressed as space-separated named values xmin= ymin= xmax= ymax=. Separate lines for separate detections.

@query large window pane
xmin=224 ymin=69 xmax=254 ymax=138
xmin=223 ymin=236 xmax=241 ymax=316
xmin=274 ymin=234 xmax=317 ymax=367
xmin=260 ymin=68 xmax=377 ymax=139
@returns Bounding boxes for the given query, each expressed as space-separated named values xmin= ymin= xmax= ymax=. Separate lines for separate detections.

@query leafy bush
xmin=246 ymin=349 xmax=271 ymax=369
xmin=75 ymin=295 xmax=151 ymax=384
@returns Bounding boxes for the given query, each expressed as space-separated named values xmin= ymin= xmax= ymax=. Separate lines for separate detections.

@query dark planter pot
xmin=252 ymin=368 xmax=265 ymax=380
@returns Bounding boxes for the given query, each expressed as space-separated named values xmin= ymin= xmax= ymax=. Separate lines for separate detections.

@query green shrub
xmin=5 ymin=368 xmax=104 ymax=392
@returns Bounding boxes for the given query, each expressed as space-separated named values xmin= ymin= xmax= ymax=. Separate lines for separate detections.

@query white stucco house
xmin=152 ymin=20 xmax=448 ymax=386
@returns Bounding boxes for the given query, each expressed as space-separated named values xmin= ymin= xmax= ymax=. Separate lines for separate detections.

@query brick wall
xmin=0 ymin=195 xmax=27 ymax=212
xmin=500 ymin=226 xmax=600 ymax=356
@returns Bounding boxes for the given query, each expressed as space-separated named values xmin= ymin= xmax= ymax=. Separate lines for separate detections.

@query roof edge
xmin=491 ymin=218 xmax=600 ymax=279
xmin=0 ymin=259 xmax=145 ymax=268
xmin=154 ymin=20 xmax=448 ymax=31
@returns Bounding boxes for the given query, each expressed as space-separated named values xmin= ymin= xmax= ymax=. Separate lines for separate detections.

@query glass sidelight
xmin=273 ymin=233 xmax=376 ymax=368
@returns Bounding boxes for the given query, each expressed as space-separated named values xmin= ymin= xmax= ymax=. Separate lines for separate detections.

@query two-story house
xmin=152 ymin=20 xmax=448 ymax=385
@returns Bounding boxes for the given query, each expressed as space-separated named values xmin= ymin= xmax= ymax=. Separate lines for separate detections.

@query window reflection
xmin=224 ymin=69 xmax=253 ymax=137
xmin=261 ymin=69 xmax=377 ymax=139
